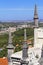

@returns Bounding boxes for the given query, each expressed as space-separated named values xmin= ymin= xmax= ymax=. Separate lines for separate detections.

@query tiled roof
xmin=0 ymin=57 xmax=8 ymax=65
xmin=27 ymin=40 xmax=31 ymax=44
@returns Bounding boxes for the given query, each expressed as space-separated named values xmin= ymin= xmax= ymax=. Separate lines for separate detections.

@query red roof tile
xmin=0 ymin=57 xmax=8 ymax=65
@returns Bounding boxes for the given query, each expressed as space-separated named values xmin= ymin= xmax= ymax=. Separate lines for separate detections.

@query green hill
xmin=0 ymin=28 xmax=34 ymax=57
xmin=13 ymin=28 xmax=34 ymax=45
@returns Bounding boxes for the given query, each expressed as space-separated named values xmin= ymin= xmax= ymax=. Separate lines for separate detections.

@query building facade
xmin=34 ymin=27 xmax=43 ymax=48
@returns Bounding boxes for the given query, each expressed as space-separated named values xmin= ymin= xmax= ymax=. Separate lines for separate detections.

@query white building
xmin=9 ymin=27 xmax=43 ymax=65
xmin=17 ymin=24 xmax=28 ymax=30
xmin=8 ymin=4 xmax=42 ymax=65
xmin=11 ymin=48 xmax=41 ymax=65
xmin=34 ymin=27 xmax=43 ymax=48
xmin=8 ymin=27 xmax=16 ymax=33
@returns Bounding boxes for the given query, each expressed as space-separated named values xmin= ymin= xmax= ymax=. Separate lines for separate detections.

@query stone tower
xmin=21 ymin=28 xmax=29 ymax=65
xmin=34 ymin=4 xmax=39 ymax=27
xmin=22 ymin=29 xmax=28 ymax=60
xmin=39 ymin=45 xmax=43 ymax=65
xmin=7 ymin=27 xmax=14 ymax=61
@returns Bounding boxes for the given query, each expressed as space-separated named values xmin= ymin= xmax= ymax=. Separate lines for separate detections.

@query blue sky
xmin=0 ymin=0 xmax=43 ymax=21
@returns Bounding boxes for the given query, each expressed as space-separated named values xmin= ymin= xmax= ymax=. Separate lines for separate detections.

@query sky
xmin=0 ymin=0 xmax=43 ymax=21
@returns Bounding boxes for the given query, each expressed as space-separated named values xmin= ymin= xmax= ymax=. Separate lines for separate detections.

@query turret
xmin=7 ymin=27 xmax=14 ymax=61
xmin=34 ymin=4 xmax=39 ymax=27
xmin=22 ymin=29 xmax=28 ymax=60
xmin=21 ymin=28 xmax=29 ymax=65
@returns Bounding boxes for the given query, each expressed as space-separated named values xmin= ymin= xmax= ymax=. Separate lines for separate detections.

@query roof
xmin=0 ymin=57 xmax=8 ymax=65
xmin=11 ymin=47 xmax=41 ymax=62
xmin=11 ymin=51 xmax=22 ymax=59
xmin=27 ymin=40 xmax=31 ymax=44
xmin=11 ymin=48 xmax=34 ymax=59
xmin=7 ymin=43 xmax=14 ymax=49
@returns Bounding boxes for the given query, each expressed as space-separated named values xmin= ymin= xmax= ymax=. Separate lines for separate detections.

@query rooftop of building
xmin=11 ymin=47 xmax=42 ymax=65
xmin=0 ymin=57 xmax=8 ymax=65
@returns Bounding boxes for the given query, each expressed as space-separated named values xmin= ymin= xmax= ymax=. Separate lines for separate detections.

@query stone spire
xmin=21 ymin=28 xmax=29 ymax=65
xmin=34 ymin=4 xmax=39 ymax=27
xmin=22 ymin=28 xmax=28 ymax=60
xmin=8 ymin=28 xmax=12 ymax=44
xmin=24 ymin=29 xmax=27 ymax=41
xmin=34 ymin=4 xmax=38 ymax=15
xmin=7 ymin=27 xmax=14 ymax=49
xmin=7 ymin=27 xmax=14 ymax=61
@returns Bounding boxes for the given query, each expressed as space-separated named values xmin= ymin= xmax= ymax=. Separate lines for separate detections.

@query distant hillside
xmin=0 ymin=20 xmax=43 ymax=27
